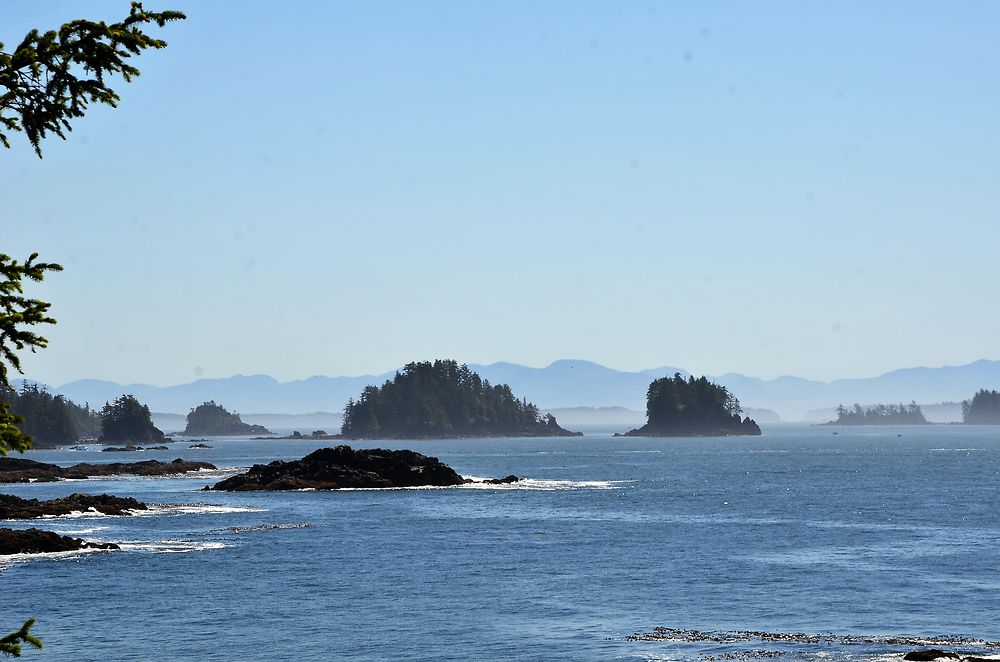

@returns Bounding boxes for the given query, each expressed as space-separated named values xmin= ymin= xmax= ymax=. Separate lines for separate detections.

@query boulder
xmin=0 ymin=493 xmax=147 ymax=519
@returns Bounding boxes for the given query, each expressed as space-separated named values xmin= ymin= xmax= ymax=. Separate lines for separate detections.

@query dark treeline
xmin=0 ymin=383 xmax=100 ymax=447
xmin=625 ymin=373 xmax=761 ymax=436
xmin=341 ymin=360 xmax=577 ymax=438
xmin=829 ymin=402 xmax=927 ymax=425
xmin=962 ymin=389 xmax=1000 ymax=424
xmin=99 ymin=394 xmax=164 ymax=443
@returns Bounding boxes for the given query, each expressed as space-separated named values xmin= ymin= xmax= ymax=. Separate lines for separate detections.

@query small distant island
xmin=182 ymin=401 xmax=271 ymax=436
xmin=622 ymin=374 xmax=761 ymax=437
xmin=962 ymin=389 xmax=1000 ymax=424
xmin=339 ymin=360 xmax=581 ymax=438
xmin=824 ymin=402 xmax=928 ymax=426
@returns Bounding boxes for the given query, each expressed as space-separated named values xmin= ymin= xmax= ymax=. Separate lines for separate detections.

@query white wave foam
xmin=49 ymin=525 xmax=111 ymax=535
xmin=142 ymin=504 xmax=266 ymax=516
xmin=0 ymin=547 xmax=110 ymax=571
xmin=116 ymin=539 xmax=229 ymax=554
xmin=461 ymin=477 xmax=629 ymax=491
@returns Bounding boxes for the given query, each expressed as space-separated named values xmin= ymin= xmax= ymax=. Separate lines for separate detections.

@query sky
xmin=2 ymin=1 xmax=999 ymax=386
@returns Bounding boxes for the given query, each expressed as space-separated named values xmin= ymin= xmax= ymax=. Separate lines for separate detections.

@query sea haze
xmin=18 ymin=357 xmax=1000 ymax=422
xmin=4 ymin=425 xmax=1000 ymax=660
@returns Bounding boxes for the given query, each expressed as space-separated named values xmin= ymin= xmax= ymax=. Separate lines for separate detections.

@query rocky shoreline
xmin=207 ymin=445 xmax=518 ymax=491
xmin=0 ymin=527 xmax=119 ymax=555
xmin=0 ymin=457 xmax=216 ymax=483
xmin=0 ymin=493 xmax=147 ymax=519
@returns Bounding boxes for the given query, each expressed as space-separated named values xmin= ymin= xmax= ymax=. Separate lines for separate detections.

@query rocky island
xmin=98 ymin=394 xmax=165 ymax=444
xmin=622 ymin=373 xmax=761 ymax=437
xmin=0 ymin=493 xmax=147 ymax=519
xmin=182 ymin=401 xmax=271 ymax=436
xmin=207 ymin=445 xmax=516 ymax=491
xmin=340 ymin=359 xmax=581 ymax=438
xmin=823 ymin=402 xmax=928 ymax=425
xmin=0 ymin=457 xmax=216 ymax=483
xmin=0 ymin=527 xmax=118 ymax=555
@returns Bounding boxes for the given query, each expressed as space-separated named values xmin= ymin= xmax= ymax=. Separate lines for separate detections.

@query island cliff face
xmin=623 ymin=374 xmax=762 ymax=437
xmin=183 ymin=401 xmax=271 ymax=436
xmin=340 ymin=360 xmax=581 ymax=438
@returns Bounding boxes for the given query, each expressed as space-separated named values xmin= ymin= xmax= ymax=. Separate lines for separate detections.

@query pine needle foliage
xmin=0 ymin=2 xmax=186 ymax=156
xmin=0 ymin=253 xmax=62 ymax=455
xmin=0 ymin=618 xmax=43 ymax=657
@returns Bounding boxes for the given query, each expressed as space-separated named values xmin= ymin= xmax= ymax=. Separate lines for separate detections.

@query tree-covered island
xmin=183 ymin=401 xmax=270 ymax=436
xmin=0 ymin=383 xmax=100 ymax=447
xmin=622 ymin=373 xmax=761 ymax=437
xmin=340 ymin=360 xmax=581 ymax=438
xmin=99 ymin=394 xmax=165 ymax=444
xmin=824 ymin=402 xmax=928 ymax=425
xmin=962 ymin=389 xmax=1000 ymax=424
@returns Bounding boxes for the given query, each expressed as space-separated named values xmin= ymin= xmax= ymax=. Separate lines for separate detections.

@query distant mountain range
xmin=16 ymin=358 xmax=1000 ymax=421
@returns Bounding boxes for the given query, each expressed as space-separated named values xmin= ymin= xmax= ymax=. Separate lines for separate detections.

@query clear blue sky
xmin=3 ymin=1 xmax=998 ymax=386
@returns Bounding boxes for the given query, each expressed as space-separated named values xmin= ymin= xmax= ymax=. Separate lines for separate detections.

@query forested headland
xmin=340 ymin=360 xmax=580 ymax=438
xmin=824 ymin=402 xmax=928 ymax=425
xmin=962 ymin=389 xmax=1000 ymax=424
xmin=0 ymin=384 xmax=100 ymax=448
xmin=622 ymin=373 xmax=761 ymax=437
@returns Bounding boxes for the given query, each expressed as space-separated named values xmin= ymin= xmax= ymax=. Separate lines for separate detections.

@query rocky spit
xmin=623 ymin=627 xmax=1000 ymax=661
xmin=0 ymin=528 xmax=118 ymax=555
xmin=0 ymin=457 xmax=216 ymax=483
xmin=0 ymin=493 xmax=147 ymax=519
xmin=207 ymin=445 xmax=517 ymax=491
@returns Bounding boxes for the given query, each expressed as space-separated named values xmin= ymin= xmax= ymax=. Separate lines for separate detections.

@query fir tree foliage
xmin=99 ymin=394 xmax=164 ymax=443
xmin=830 ymin=402 xmax=927 ymax=425
xmin=626 ymin=373 xmax=760 ymax=436
xmin=0 ymin=383 xmax=100 ymax=446
xmin=183 ymin=401 xmax=270 ymax=436
xmin=0 ymin=253 xmax=62 ymax=455
xmin=0 ymin=618 xmax=43 ymax=657
xmin=341 ymin=360 xmax=570 ymax=438
xmin=0 ymin=3 xmax=186 ymax=156
xmin=961 ymin=389 xmax=1000 ymax=424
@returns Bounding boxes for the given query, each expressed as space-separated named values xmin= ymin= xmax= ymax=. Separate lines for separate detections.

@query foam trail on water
xmin=116 ymin=539 xmax=229 ymax=554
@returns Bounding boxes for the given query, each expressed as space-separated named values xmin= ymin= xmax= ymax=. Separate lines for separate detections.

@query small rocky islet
xmin=0 ymin=492 xmax=147 ymax=519
xmin=207 ymin=445 xmax=517 ymax=491
xmin=0 ymin=457 xmax=216 ymax=483
xmin=0 ymin=527 xmax=119 ymax=555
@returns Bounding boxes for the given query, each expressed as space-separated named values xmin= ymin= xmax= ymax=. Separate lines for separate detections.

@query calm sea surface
xmin=3 ymin=425 xmax=1000 ymax=661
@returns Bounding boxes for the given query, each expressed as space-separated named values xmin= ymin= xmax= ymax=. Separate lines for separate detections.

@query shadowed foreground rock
xmin=208 ymin=445 xmax=467 ymax=491
xmin=0 ymin=493 xmax=147 ymax=519
xmin=0 ymin=527 xmax=119 ymax=555
xmin=0 ymin=457 xmax=216 ymax=483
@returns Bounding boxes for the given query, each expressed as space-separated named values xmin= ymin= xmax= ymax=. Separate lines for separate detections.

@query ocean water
xmin=3 ymin=425 xmax=1000 ymax=661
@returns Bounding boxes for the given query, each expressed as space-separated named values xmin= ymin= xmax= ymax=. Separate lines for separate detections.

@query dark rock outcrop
xmin=0 ymin=457 xmax=216 ymax=483
xmin=482 ymin=475 xmax=520 ymax=484
xmin=903 ymin=651 xmax=961 ymax=661
xmin=0 ymin=527 xmax=119 ymax=555
xmin=207 ymin=445 xmax=467 ymax=491
xmin=0 ymin=493 xmax=147 ymax=519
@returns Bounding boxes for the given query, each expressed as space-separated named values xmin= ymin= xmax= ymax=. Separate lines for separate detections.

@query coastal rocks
xmin=481 ymin=475 xmax=520 ymax=484
xmin=903 ymin=652 xmax=961 ymax=661
xmin=208 ymin=445 xmax=467 ymax=491
xmin=0 ymin=527 xmax=119 ymax=555
xmin=0 ymin=493 xmax=147 ymax=519
xmin=0 ymin=457 xmax=216 ymax=483
xmin=189 ymin=443 xmax=213 ymax=449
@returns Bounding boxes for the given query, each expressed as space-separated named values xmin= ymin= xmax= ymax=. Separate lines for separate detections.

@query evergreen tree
xmin=341 ymin=360 xmax=577 ymax=438
xmin=962 ymin=389 xmax=1000 ymax=424
xmin=99 ymin=394 xmax=164 ymax=443
xmin=829 ymin=401 xmax=928 ymax=425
